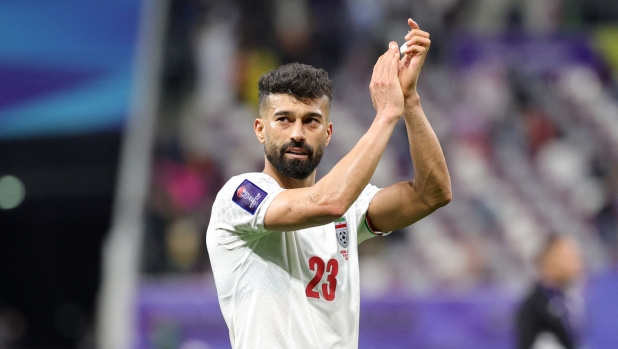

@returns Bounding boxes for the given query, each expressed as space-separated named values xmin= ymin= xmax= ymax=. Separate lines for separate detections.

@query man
xmin=206 ymin=19 xmax=451 ymax=348
xmin=516 ymin=235 xmax=586 ymax=349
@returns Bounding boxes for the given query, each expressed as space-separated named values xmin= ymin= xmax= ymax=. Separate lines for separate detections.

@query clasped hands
xmin=370 ymin=18 xmax=430 ymax=121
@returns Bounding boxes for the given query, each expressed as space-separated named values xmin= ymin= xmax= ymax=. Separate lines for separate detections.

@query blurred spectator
xmin=522 ymin=106 xmax=558 ymax=156
xmin=515 ymin=235 xmax=586 ymax=349
xmin=142 ymin=141 xmax=223 ymax=274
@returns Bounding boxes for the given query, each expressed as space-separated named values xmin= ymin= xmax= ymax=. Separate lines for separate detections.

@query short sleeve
xmin=209 ymin=173 xmax=284 ymax=249
xmin=355 ymin=184 xmax=392 ymax=244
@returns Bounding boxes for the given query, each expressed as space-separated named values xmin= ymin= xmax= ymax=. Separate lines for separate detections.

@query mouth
xmin=284 ymin=147 xmax=309 ymax=159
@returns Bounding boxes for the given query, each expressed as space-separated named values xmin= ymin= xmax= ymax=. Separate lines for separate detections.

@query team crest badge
xmin=335 ymin=217 xmax=349 ymax=248
xmin=232 ymin=179 xmax=267 ymax=215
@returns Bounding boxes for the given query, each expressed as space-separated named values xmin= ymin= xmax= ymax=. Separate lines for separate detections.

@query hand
xmin=369 ymin=42 xmax=404 ymax=120
xmin=398 ymin=19 xmax=431 ymax=100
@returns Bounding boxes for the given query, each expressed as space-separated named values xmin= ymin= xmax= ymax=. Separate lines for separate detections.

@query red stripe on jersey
xmin=335 ymin=223 xmax=347 ymax=229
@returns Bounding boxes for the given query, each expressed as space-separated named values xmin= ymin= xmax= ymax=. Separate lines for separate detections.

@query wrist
xmin=373 ymin=112 xmax=401 ymax=131
xmin=376 ymin=109 xmax=402 ymax=123
xmin=403 ymin=93 xmax=421 ymax=108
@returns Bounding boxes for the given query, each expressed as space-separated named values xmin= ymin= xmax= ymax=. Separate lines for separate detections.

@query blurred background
xmin=1 ymin=0 xmax=618 ymax=348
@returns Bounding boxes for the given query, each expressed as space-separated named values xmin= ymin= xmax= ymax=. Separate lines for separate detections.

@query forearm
xmin=315 ymin=114 xmax=399 ymax=213
xmin=403 ymin=95 xmax=451 ymax=207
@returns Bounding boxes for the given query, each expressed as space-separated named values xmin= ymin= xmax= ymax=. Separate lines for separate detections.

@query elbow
xmin=325 ymin=203 xmax=348 ymax=221
xmin=319 ymin=194 xmax=351 ymax=221
xmin=424 ymin=184 xmax=452 ymax=211
xmin=310 ymin=184 xmax=352 ymax=223
xmin=436 ymin=189 xmax=452 ymax=208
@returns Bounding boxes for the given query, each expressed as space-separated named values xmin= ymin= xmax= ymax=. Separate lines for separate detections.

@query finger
xmin=387 ymin=42 xmax=399 ymax=79
xmin=405 ymin=29 xmax=430 ymax=41
xmin=404 ymin=45 xmax=427 ymax=56
xmin=405 ymin=36 xmax=431 ymax=49
xmin=408 ymin=18 xmax=420 ymax=30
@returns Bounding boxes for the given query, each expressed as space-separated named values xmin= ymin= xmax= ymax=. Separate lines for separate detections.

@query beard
xmin=265 ymin=138 xmax=325 ymax=179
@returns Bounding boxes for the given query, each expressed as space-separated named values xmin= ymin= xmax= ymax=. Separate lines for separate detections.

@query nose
xmin=290 ymin=119 xmax=305 ymax=142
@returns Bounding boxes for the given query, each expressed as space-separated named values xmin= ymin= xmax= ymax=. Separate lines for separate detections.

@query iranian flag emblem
xmin=335 ymin=217 xmax=349 ymax=248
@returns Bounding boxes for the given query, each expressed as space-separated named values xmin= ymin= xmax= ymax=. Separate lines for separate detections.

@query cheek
xmin=321 ymin=129 xmax=331 ymax=147
xmin=263 ymin=133 xmax=282 ymax=152
xmin=265 ymin=124 xmax=287 ymax=141
xmin=263 ymin=128 xmax=275 ymax=143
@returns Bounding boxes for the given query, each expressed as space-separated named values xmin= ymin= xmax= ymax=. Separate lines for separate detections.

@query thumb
xmin=408 ymin=18 xmax=419 ymax=30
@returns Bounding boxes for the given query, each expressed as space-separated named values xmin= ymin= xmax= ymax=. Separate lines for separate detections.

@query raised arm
xmin=263 ymin=43 xmax=404 ymax=232
xmin=367 ymin=19 xmax=452 ymax=233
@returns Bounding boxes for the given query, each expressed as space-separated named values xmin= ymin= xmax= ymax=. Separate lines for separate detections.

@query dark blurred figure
xmin=516 ymin=235 xmax=585 ymax=349
xmin=161 ymin=0 xmax=207 ymax=100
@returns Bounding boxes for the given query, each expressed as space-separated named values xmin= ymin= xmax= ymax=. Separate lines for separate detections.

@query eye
xmin=276 ymin=116 xmax=290 ymax=123
xmin=305 ymin=118 xmax=320 ymax=125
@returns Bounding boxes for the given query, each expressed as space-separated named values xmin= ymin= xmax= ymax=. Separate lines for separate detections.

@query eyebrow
xmin=273 ymin=110 xmax=323 ymax=118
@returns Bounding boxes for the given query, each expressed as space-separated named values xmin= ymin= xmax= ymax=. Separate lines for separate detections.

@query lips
xmin=284 ymin=148 xmax=309 ymax=159
xmin=279 ymin=141 xmax=313 ymax=161
xmin=285 ymin=147 xmax=308 ymax=156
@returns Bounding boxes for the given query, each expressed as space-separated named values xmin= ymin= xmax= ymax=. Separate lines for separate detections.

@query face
xmin=542 ymin=238 xmax=584 ymax=287
xmin=255 ymin=94 xmax=332 ymax=179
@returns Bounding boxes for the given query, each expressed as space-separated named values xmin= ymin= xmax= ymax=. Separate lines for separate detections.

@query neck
xmin=263 ymin=158 xmax=316 ymax=189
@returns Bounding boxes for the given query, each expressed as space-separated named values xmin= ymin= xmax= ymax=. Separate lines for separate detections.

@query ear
xmin=254 ymin=118 xmax=265 ymax=144
xmin=324 ymin=122 xmax=333 ymax=147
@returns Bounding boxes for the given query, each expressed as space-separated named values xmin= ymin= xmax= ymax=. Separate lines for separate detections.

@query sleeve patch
xmin=232 ymin=179 xmax=268 ymax=215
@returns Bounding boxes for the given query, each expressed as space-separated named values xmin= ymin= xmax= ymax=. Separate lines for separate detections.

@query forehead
xmin=261 ymin=94 xmax=330 ymax=118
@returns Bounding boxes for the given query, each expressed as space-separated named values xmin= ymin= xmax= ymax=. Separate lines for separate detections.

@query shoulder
xmin=218 ymin=173 xmax=282 ymax=199
xmin=214 ymin=172 xmax=284 ymax=215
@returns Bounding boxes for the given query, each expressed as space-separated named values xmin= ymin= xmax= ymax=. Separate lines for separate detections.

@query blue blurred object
xmin=586 ymin=269 xmax=618 ymax=349
xmin=449 ymin=33 xmax=603 ymax=74
xmin=136 ymin=274 xmax=618 ymax=349
xmin=0 ymin=0 xmax=141 ymax=140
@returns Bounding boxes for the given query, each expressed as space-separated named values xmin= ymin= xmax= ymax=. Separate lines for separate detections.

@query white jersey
xmin=206 ymin=172 xmax=389 ymax=349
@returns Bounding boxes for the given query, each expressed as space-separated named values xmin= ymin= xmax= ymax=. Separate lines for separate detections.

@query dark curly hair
xmin=258 ymin=63 xmax=332 ymax=111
